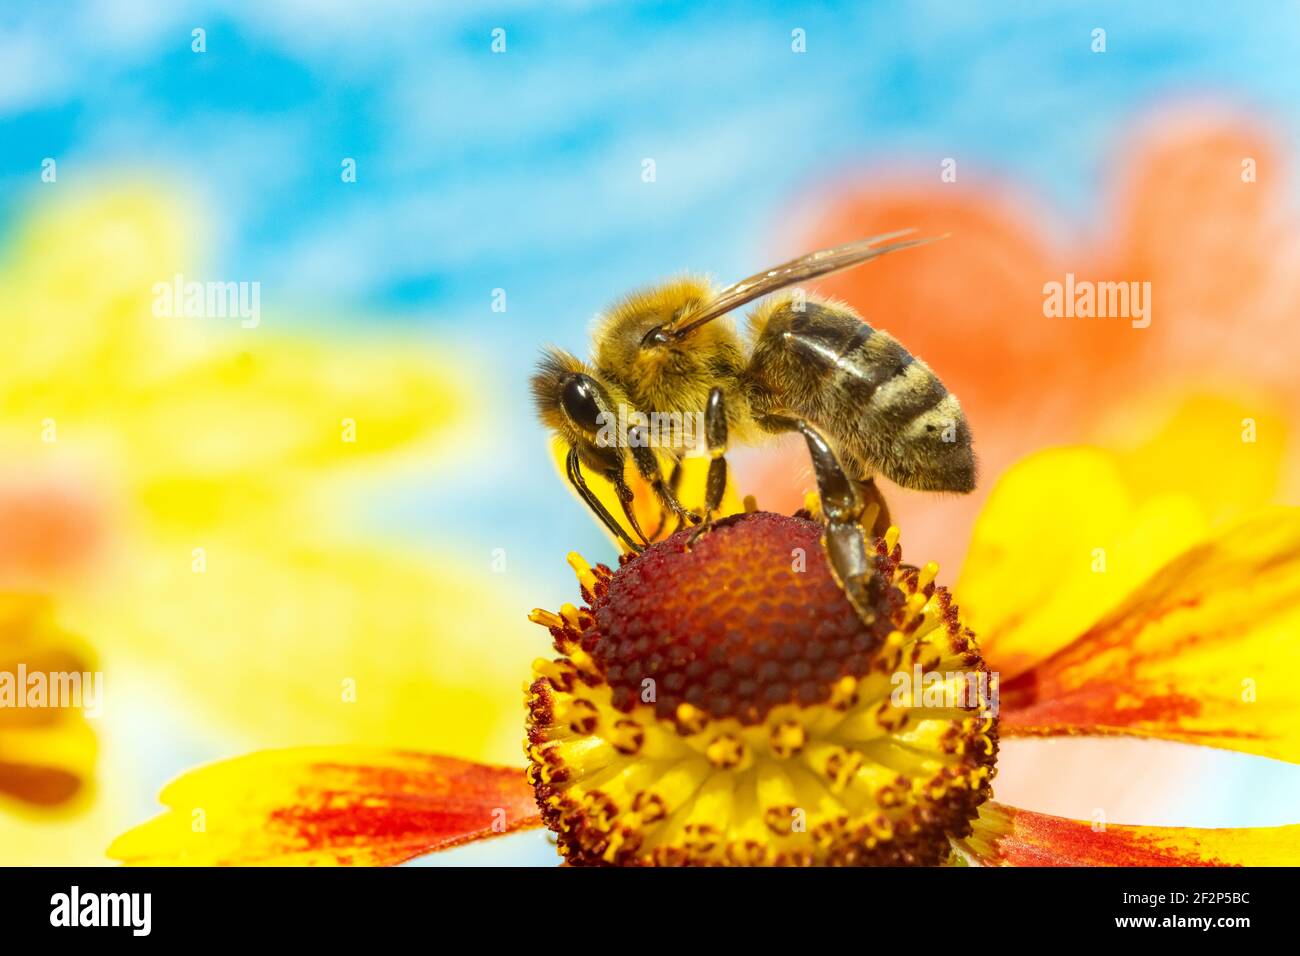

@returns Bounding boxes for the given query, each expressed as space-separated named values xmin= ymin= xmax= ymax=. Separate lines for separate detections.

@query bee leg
xmin=608 ymin=465 xmax=653 ymax=548
xmin=647 ymin=458 xmax=684 ymax=539
xmin=565 ymin=447 xmax=645 ymax=553
xmin=759 ymin=415 xmax=889 ymax=625
xmin=625 ymin=424 xmax=702 ymax=531
xmin=757 ymin=413 xmax=896 ymax=539
xmin=687 ymin=387 xmax=729 ymax=547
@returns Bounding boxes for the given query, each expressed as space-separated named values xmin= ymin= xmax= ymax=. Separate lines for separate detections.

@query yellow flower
xmin=0 ymin=188 xmax=532 ymax=861
xmin=524 ymin=514 xmax=994 ymax=866
xmin=109 ymin=399 xmax=1300 ymax=865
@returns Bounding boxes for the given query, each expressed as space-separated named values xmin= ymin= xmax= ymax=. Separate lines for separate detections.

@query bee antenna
xmin=669 ymin=231 xmax=944 ymax=340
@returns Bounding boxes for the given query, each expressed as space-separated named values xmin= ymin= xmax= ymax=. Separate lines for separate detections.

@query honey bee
xmin=531 ymin=232 xmax=974 ymax=622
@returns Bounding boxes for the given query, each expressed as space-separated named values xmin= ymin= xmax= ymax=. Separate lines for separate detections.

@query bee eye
xmin=560 ymin=375 xmax=605 ymax=433
xmin=640 ymin=325 xmax=671 ymax=347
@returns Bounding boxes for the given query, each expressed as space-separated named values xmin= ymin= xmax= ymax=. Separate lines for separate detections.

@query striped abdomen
xmin=744 ymin=297 xmax=975 ymax=492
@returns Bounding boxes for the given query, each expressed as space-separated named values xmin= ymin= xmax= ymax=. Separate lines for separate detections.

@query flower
xmin=525 ymin=512 xmax=995 ymax=866
xmin=108 ymin=439 xmax=1300 ymax=865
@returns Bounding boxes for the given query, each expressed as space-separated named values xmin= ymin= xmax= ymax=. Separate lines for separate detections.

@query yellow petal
xmin=956 ymin=446 xmax=1208 ymax=678
xmin=0 ymin=187 xmax=471 ymax=542
xmin=129 ymin=334 xmax=470 ymax=533
xmin=108 ymin=747 xmax=540 ymax=866
xmin=959 ymin=801 xmax=1300 ymax=866
xmin=960 ymin=394 xmax=1288 ymax=680
xmin=0 ymin=186 xmax=204 ymax=393
xmin=1000 ymin=508 xmax=1300 ymax=763
xmin=1103 ymin=393 xmax=1286 ymax=527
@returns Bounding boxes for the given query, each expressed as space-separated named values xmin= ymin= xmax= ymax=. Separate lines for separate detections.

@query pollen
xmin=526 ymin=511 xmax=998 ymax=866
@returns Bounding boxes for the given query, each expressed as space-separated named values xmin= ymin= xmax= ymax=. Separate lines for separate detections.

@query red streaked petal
xmin=959 ymin=802 xmax=1300 ymax=866
xmin=109 ymin=747 xmax=541 ymax=866
xmin=999 ymin=509 xmax=1300 ymax=763
xmin=956 ymin=806 xmax=1300 ymax=868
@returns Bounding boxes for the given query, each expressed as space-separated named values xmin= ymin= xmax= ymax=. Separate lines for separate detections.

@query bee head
xmin=530 ymin=348 xmax=627 ymax=463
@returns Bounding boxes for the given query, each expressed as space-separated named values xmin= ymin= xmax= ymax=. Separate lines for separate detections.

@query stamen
xmin=566 ymin=551 xmax=599 ymax=595
xmin=884 ymin=526 xmax=900 ymax=553
xmin=527 ymin=609 xmax=564 ymax=629
xmin=558 ymin=603 xmax=582 ymax=628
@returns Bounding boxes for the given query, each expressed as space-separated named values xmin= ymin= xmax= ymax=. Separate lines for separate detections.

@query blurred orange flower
xmin=745 ymin=108 xmax=1300 ymax=572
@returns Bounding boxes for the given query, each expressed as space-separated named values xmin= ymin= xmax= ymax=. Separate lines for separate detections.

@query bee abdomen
xmin=848 ymin=336 xmax=948 ymax=429
xmin=749 ymin=300 xmax=947 ymax=417
xmin=746 ymin=297 xmax=971 ymax=490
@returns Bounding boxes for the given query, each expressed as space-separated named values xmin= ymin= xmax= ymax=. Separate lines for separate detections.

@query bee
xmin=531 ymin=232 xmax=975 ymax=622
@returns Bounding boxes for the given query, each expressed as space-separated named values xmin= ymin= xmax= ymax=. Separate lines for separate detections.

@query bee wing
xmin=668 ymin=230 xmax=945 ymax=339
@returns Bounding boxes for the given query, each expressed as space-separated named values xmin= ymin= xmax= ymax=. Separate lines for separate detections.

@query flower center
xmin=526 ymin=511 xmax=998 ymax=866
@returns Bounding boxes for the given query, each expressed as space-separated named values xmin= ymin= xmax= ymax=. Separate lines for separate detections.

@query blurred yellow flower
xmin=0 ymin=186 xmax=535 ymax=862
